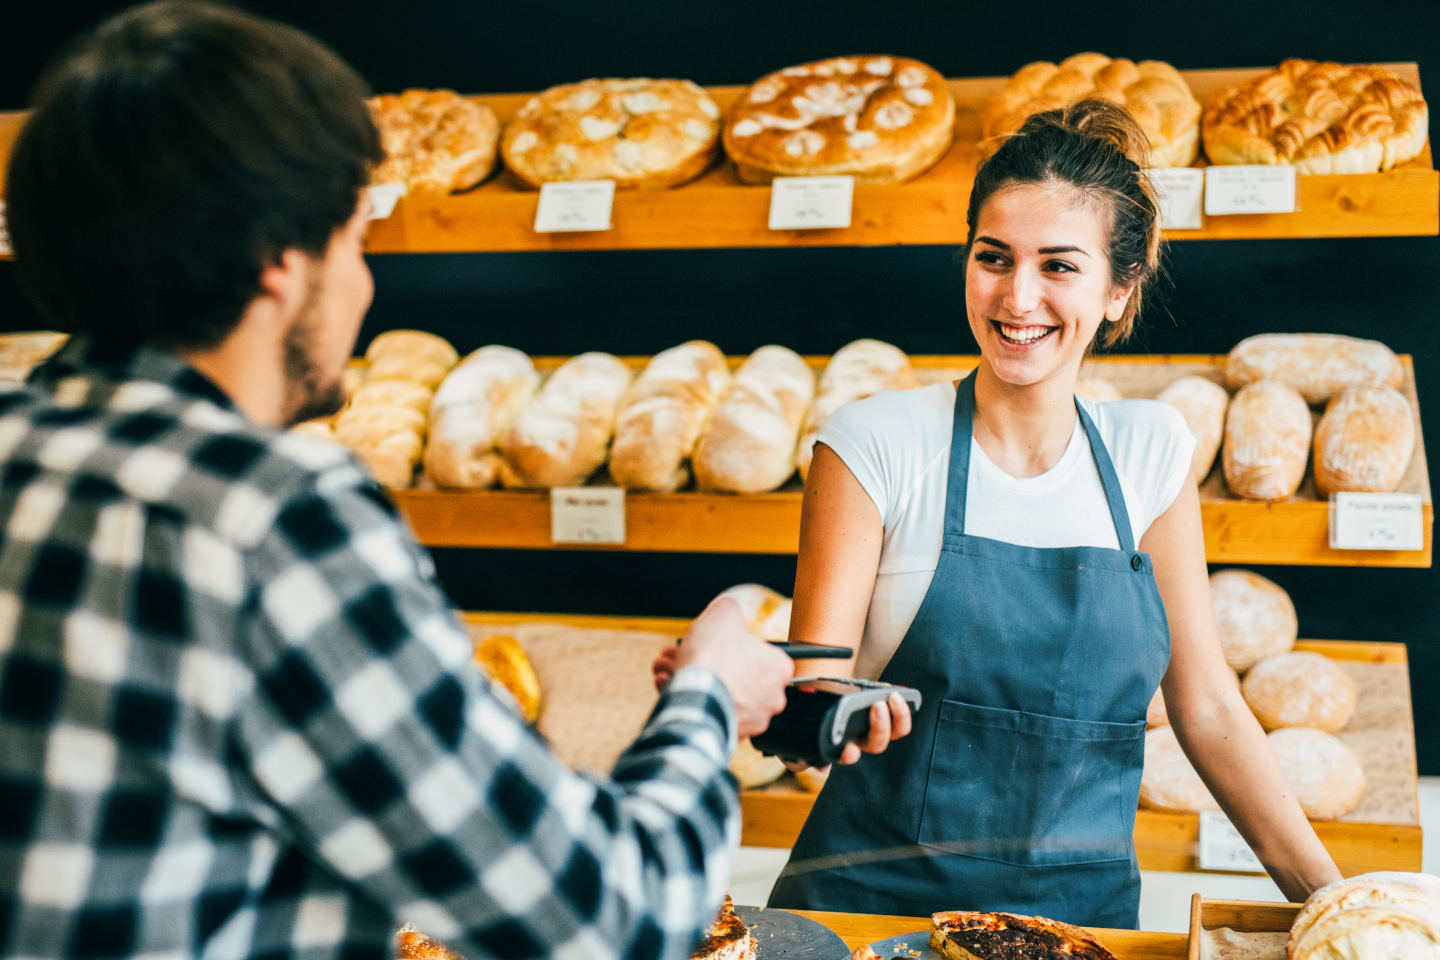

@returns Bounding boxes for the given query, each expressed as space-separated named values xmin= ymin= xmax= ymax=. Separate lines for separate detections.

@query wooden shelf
xmin=3 ymin=63 xmax=1430 ymax=260
xmin=399 ymin=354 xmax=1432 ymax=568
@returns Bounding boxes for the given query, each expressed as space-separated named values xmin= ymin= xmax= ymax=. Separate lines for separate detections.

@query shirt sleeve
xmin=1133 ymin=400 xmax=1198 ymax=534
xmin=815 ymin=393 xmax=896 ymax=523
xmin=235 ymin=465 xmax=739 ymax=960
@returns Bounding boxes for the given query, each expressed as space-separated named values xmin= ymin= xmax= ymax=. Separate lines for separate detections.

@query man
xmin=0 ymin=3 xmax=794 ymax=958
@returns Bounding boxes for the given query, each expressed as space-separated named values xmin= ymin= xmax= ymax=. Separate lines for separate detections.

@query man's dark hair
xmin=6 ymin=0 xmax=383 ymax=351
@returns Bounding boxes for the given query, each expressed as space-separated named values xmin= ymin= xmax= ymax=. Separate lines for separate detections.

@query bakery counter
xmin=397 ymin=354 xmax=1433 ymax=568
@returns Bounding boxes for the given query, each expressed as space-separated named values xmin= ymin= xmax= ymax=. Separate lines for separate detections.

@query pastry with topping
xmin=368 ymin=89 xmax=499 ymax=193
xmin=930 ymin=911 xmax=1117 ymax=960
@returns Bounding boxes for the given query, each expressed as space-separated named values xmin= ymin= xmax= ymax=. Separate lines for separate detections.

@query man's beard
xmin=281 ymin=276 xmax=349 ymax=427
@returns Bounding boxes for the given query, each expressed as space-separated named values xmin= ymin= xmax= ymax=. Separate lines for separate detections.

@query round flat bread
xmin=1241 ymin=651 xmax=1356 ymax=733
xmin=1267 ymin=727 xmax=1365 ymax=821
xmin=368 ymin=89 xmax=500 ymax=193
xmin=1140 ymin=724 xmax=1218 ymax=812
xmin=1209 ymin=569 xmax=1298 ymax=672
xmin=724 ymin=55 xmax=955 ymax=184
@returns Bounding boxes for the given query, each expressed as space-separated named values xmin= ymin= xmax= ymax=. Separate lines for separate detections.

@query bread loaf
xmin=348 ymin=379 xmax=434 ymax=415
xmin=796 ymin=339 xmax=917 ymax=480
xmin=1290 ymin=904 xmax=1440 ymax=960
xmin=1209 ymin=568 xmax=1297 ymax=672
xmin=693 ymin=346 xmax=816 ymax=493
xmin=365 ymin=330 xmax=460 ymax=390
xmin=424 ymin=346 xmax=539 ymax=489
xmin=1314 ymin=385 xmax=1415 ymax=496
xmin=498 ymin=352 xmax=633 ymax=488
xmin=730 ymin=738 xmax=786 ymax=789
xmin=1290 ymin=872 xmax=1440 ymax=958
xmin=1223 ymin=380 xmax=1312 ymax=501
xmin=1242 ymin=652 xmax=1357 ymax=733
xmin=1267 ymin=727 xmax=1365 ymax=821
xmin=609 ymin=341 xmax=730 ymax=491
xmin=334 ymin=404 xmax=427 ymax=489
xmin=1156 ymin=375 xmax=1229 ymax=484
xmin=712 ymin=583 xmax=791 ymax=639
xmin=1226 ymin=333 xmax=1402 ymax=405
xmin=1140 ymin=724 xmax=1218 ymax=812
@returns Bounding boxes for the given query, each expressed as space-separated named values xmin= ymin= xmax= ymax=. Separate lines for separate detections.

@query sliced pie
xmin=693 ymin=895 xmax=757 ymax=960
xmin=930 ymin=911 xmax=1116 ymax=960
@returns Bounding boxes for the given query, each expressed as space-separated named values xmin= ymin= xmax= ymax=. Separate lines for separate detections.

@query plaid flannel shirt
xmin=0 ymin=337 xmax=740 ymax=960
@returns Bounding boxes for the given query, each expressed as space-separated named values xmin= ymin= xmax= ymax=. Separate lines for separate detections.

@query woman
xmin=762 ymin=100 xmax=1342 ymax=927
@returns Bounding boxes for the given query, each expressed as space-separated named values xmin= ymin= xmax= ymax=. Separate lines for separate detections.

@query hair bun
xmin=1017 ymin=98 xmax=1152 ymax=168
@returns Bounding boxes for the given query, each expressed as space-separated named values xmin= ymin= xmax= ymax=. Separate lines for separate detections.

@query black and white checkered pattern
xmin=0 ymin=337 xmax=740 ymax=960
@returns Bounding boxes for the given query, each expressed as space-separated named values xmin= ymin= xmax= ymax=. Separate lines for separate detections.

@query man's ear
xmin=255 ymin=249 xmax=311 ymax=321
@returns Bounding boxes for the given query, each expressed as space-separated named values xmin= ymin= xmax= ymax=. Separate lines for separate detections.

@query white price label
xmin=550 ymin=487 xmax=626 ymax=544
xmin=1150 ymin=168 xmax=1204 ymax=230
xmin=768 ymin=176 xmax=854 ymax=230
xmin=1329 ymin=492 xmax=1425 ymax=551
xmin=367 ymin=182 xmax=407 ymax=220
xmin=0 ymin=202 xmax=10 ymax=256
xmin=534 ymin=180 xmax=616 ymax=233
xmin=1204 ymin=165 xmax=1297 ymax=215
xmin=1198 ymin=811 xmax=1265 ymax=873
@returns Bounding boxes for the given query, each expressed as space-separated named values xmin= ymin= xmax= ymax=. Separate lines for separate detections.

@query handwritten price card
xmin=367 ymin=183 xmax=407 ymax=220
xmin=1330 ymin=492 xmax=1425 ymax=551
xmin=1151 ymin=168 xmax=1205 ymax=230
xmin=1204 ymin=165 xmax=1297 ymax=216
xmin=768 ymin=176 xmax=854 ymax=230
xmin=534 ymin=180 xmax=616 ymax=233
xmin=0 ymin=202 xmax=10 ymax=256
xmin=551 ymin=487 xmax=626 ymax=544
xmin=1198 ymin=811 xmax=1265 ymax=873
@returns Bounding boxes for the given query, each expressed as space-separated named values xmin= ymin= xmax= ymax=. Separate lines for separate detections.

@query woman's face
xmin=966 ymin=181 xmax=1133 ymax=390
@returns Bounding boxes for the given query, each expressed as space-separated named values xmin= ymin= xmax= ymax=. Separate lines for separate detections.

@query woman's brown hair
xmin=966 ymin=99 xmax=1163 ymax=349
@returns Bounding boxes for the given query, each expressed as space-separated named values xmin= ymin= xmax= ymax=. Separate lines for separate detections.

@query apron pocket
xmin=917 ymin=698 xmax=1144 ymax=866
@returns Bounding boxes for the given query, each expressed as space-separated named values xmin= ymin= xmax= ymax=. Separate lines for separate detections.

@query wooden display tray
xmin=394 ymin=353 xmax=1433 ymax=568
xmin=1186 ymin=896 xmax=1300 ymax=960
xmin=2 ymin=64 xmax=1429 ymax=258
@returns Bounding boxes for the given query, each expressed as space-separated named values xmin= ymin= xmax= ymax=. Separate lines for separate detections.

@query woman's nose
xmin=1002 ymin=266 xmax=1041 ymax=315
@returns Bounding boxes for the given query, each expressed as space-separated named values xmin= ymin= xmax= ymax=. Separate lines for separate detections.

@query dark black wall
xmin=3 ymin=1 xmax=1438 ymax=770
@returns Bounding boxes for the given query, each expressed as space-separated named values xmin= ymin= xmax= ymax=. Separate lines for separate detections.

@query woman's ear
xmin=1105 ymin=279 xmax=1137 ymax=323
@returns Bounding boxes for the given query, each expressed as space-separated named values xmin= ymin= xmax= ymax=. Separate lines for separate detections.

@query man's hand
xmin=652 ymin=597 xmax=793 ymax=739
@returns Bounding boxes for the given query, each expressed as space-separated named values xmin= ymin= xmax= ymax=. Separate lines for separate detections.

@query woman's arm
xmin=1142 ymin=480 xmax=1342 ymax=902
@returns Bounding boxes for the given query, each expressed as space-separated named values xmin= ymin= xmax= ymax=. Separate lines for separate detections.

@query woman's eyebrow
xmin=1039 ymin=245 xmax=1089 ymax=256
xmin=973 ymin=235 xmax=1008 ymax=248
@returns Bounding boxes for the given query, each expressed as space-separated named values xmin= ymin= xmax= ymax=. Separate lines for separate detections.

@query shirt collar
xmin=29 ymin=336 xmax=238 ymax=412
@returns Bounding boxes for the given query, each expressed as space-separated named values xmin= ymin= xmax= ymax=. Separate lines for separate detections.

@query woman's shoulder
xmin=1085 ymin=396 xmax=1190 ymax=445
xmin=821 ymin=381 xmax=954 ymax=446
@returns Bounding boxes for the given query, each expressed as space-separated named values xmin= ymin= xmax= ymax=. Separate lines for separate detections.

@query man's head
xmin=7 ymin=0 xmax=383 ymax=419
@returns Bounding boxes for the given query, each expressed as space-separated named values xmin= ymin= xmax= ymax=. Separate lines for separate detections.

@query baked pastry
xmin=1156 ymin=375 xmax=1229 ymax=484
xmin=498 ymin=352 xmax=633 ymax=488
xmin=368 ymin=89 xmax=500 ymax=193
xmin=730 ymin=737 xmax=785 ymax=789
xmin=724 ymin=56 xmax=955 ymax=184
xmin=289 ymin=419 xmax=337 ymax=443
xmin=1222 ymin=380 xmax=1311 ymax=501
xmin=424 ymin=346 xmax=539 ymax=489
xmin=365 ymin=330 xmax=460 ymax=390
xmin=502 ymin=79 xmax=721 ymax=189
xmin=1074 ymin=375 xmax=1122 ymax=405
xmin=610 ymin=341 xmax=731 ymax=491
xmin=693 ymin=346 xmax=816 ymax=494
xmin=1291 ymin=904 xmax=1440 ymax=960
xmin=983 ymin=52 xmax=1201 ymax=167
xmin=333 ymin=405 xmax=425 ymax=489
xmin=0 ymin=331 xmax=67 ymax=381
xmin=397 ymin=928 xmax=467 ymax=960
xmin=1209 ymin=569 xmax=1297 ymax=672
xmin=1140 ymin=723 xmax=1218 ymax=813
xmin=1267 ymin=727 xmax=1365 ymax=821
xmin=693 ymin=895 xmax=756 ymax=960
xmin=1313 ymin=385 xmax=1415 ymax=495
xmin=1202 ymin=60 xmax=1429 ymax=174
xmin=930 ymin=911 xmax=1117 ymax=960
xmin=1242 ymin=652 xmax=1357 ymax=733
xmin=473 ymin=633 xmax=542 ymax=723
xmin=1290 ymin=872 xmax=1440 ymax=958
xmin=797 ymin=339 xmax=918 ymax=480
xmin=348 ymin=379 xmax=434 ymax=415
xmin=1226 ymin=333 xmax=1403 ymax=405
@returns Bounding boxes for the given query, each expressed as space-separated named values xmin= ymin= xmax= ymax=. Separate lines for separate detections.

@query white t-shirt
xmin=817 ymin=382 xmax=1195 ymax=681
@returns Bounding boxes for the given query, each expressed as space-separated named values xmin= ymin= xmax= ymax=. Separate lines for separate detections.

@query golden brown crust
xmin=1222 ymin=380 xmax=1312 ymax=502
xmin=1313 ymin=385 xmax=1416 ymax=496
xmin=1202 ymin=60 xmax=1429 ymax=173
xmin=397 ymin=930 xmax=467 ymax=960
xmin=473 ymin=634 xmax=542 ymax=723
xmin=501 ymin=79 xmax=721 ymax=189
xmin=692 ymin=895 xmax=756 ymax=960
xmin=724 ymin=56 xmax=955 ymax=184
xmin=930 ymin=911 xmax=1117 ymax=960
xmin=368 ymin=89 xmax=499 ymax=193
xmin=983 ymin=53 xmax=1200 ymax=167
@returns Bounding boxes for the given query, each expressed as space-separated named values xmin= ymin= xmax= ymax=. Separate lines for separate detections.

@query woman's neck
xmin=969 ymin=361 xmax=1080 ymax=479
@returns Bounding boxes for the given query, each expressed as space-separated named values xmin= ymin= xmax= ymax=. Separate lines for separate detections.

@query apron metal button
xmin=1131 ymin=554 xmax=1143 ymax=571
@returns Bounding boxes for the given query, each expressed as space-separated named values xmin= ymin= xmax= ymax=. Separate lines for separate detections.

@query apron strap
xmin=944 ymin=375 xmax=1138 ymax=553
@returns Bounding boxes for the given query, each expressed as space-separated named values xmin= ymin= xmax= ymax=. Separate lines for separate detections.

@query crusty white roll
xmin=1223 ymin=380 xmax=1312 ymax=501
xmin=1156 ymin=375 xmax=1229 ymax=484
xmin=1140 ymin=724 xmax=1218 ymax=812
xmin=1313 ymin=385 xmax=1415 ymax=496
xmin=609 ymin=341 xmax=730 ymax=491
xmin=1074 ymin=375 xmax=1123 ymax=405
xmin=1210 ymin=568 xmax=1298 ymax=673
xmin=795 ymin=339 xmax=918 ymax=481
xmin=1290 ymin=872 xmax=1440 ymax=958
xmin=423 ymin=346 xmax=539 ymax=490
xmin=364 ymin=329 xmax=460 ymax=389
xmin=1267 ymin=727 xmax=1365 ymax=821
xmin=712 ymin=583 xmax=788 ymax=635
xmin=1226 ymin=333 xmax=1402 ymax=406
xmin=1242 ymin=652 xmax=1357 ymax=733
xmin=693 ymin=346 xmax=816 ymax=493
xmin=498 ymin=352 xmax=633 ymax=489
xmin=1291 ymin=904 xmax=1440 ymax=960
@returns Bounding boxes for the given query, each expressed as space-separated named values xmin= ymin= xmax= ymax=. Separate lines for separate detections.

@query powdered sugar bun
xmin=1156 ymin=375 xmax=1229 ymax=484
xmin=1314 ymin=384 xmax=1416 ymax=496
xmin=424 ymin=346 xmax=539 ymax=489
xmin=1242 ymin=652 xmax=1357 ymax=733
xmin=1140 ymin=724 xmax=1218 ymax=812
xmin=1209 ymin=569 xmax=1298 ymax=672
xmin=1267 ymin=727 xmax=1365 ymax=821
xmin=610 ymin=341 xmax=731 ymax=491
xmin=497 ymin=352 xmax=633 ymax=488
xmin=693 ymin=346 xmax=816 ymax=493
xmin=1223 ymin=379 xmax=1312 ymax=501
xmin=1290 ymin=871 xmax=1440 ymax=957
xmin=796 ymin=339 xmax=918 ymax=480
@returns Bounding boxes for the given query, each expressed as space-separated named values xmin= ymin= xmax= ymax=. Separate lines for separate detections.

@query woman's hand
xmin=781 ymin=691 xmax=914 ymax=771
xmin=651 ymin=643 xmax=680 ymax=691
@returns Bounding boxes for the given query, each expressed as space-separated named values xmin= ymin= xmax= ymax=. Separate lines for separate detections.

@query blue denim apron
xmin=768 ymin=375 xmax=1170 ymax=928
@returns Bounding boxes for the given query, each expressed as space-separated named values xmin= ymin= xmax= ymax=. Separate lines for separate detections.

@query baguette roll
xmin=498 ymin=352 xmax=633 ymax=488
xmin=424 ymin=346 xmax=539 ymax=489
xmin=364 ymin=329 xmax=460 ymax=389
xmin=693 ymin=346 xmax=815 ymax=494
xmin=795 ymin=339 xmax=918 ymax=481
xmin=1226 ymin=333 xmax=1402 ymax=405
xmin=609 ymin=341 xmax=730 ymax=491
xmin=1313 ymin=384 xmax=1415 ymax=496
xmin=1223 ymin=379 xmax=1312 ymax=501
xmin=1156 ymin=375 xmax=1229 ymax=484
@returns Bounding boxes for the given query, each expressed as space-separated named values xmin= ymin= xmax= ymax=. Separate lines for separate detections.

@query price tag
xmin=550 ymin=487 xmax=626 ymax=544
xmin=1150 ymin=168 xmax=1204 ymax=230
xmin=1204 ymin=165 xmax=1297 ymax=215
xmin=534 ymin=180 xmax=616 ymax=233
xmin=1329 ymin=492 xmax=1425 ymax=551
xmin=0 ymin=202 xmax=11 ymax=255
xmin=1198 ymin=811 xmax=1265 ymax=873
xmin=367 ymin=182 xmax=407 ymax=220
xmin=768 ymin=176 xmax=854 ymax=230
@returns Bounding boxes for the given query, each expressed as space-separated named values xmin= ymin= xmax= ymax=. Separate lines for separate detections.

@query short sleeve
xmin=814 ymin=394 xmax=894 ymax=523
xmin=1139 ymin=401 xmax=1197 ymax=531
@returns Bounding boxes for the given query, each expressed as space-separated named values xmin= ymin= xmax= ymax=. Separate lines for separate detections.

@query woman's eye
xmin=974 ymin=250 xmax=1008 ymax=266
xmin=1045 ymin=259 xmax=1077 ymax=273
